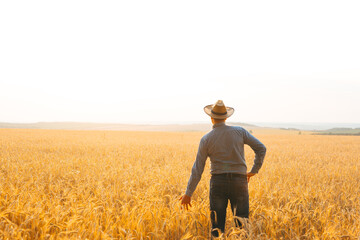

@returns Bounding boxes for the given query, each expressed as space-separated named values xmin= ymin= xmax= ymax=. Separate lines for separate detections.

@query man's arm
xmin=185 ymin=137 xmax=208 ymax=197
xmin=243 ymin=129 xmax=267 ymax=174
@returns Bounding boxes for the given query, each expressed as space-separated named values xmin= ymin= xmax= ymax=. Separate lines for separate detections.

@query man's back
xmin=185 ymin=122 xmax=266 ymax=197
xmin=203 ymin=122 xmax=266 ymax=175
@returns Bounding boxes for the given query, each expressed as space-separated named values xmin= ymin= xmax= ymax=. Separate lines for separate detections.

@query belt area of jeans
xmin=212 ymin=173 xmax=247 ymax=178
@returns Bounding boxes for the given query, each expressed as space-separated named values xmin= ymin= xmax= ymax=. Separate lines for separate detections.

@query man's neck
xmin=212 ymin=120 xmax=226 ymax=124
xmin=213 ymin=122 xmax=226 ymax=128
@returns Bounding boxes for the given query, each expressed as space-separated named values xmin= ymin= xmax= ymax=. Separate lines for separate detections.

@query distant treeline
xmin=313 ymin=133 xmax=360 ymax=136
xmin=312 ymin=128 xmax=360 ymax=136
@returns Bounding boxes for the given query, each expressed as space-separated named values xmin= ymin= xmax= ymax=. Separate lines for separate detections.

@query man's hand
xmin=179 ymin=194 xmax=192 ymax=210
xmin=247 ymin=172 xmax=256 ymax=183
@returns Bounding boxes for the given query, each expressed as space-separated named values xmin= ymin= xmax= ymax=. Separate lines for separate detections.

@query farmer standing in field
xmin=180 ymin=100 xmax=267 ymax=238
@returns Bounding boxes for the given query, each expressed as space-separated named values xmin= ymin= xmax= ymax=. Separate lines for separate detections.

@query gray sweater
xmin=185 ymin=122 xmax=267 ymax=197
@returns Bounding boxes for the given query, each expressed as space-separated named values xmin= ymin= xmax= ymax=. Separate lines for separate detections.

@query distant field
xmin=0 ymin=129 xmax=359 ymax=239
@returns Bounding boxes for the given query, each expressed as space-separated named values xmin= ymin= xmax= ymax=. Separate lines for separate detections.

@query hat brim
xmin=204 ymin=105 xmax=234 ymax=119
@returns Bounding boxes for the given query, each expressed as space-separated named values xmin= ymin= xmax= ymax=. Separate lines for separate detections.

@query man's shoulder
xmin=201 ymin=128 xmax=217 ymax=143
xmin=201 ymin=131 xmax=212 ymax=141
xmin=227 ymin=125 xmax=246 ymax=132
xmin=203 ymin=125 xmax=245 ymax=139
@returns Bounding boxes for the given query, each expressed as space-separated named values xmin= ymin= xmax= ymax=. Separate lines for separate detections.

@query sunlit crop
xmin=0 ymin=129 xmax=359 ymax=239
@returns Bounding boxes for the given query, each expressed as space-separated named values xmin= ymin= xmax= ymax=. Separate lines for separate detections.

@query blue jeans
xmin=210 ymin=173 xmax=249 ymax=237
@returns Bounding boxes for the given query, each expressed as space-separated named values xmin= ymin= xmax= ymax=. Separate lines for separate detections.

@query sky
xmin=1 ymin=0 xmax=359 ymax=124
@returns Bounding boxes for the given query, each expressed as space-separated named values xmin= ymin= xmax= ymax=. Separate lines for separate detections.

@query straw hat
xmin=204 ymin=100 xmax=234 ymax=119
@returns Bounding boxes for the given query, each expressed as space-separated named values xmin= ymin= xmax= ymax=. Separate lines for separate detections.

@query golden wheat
xmin=0 ymin=129 xmax=359 ymax=239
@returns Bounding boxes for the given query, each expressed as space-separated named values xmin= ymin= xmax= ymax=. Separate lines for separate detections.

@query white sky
xmin=1 ymin=0 xmax=359 ymax=124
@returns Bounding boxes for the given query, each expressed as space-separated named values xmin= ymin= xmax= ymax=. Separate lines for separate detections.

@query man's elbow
xmin=261 ymin=145 xmax=267 ymax=155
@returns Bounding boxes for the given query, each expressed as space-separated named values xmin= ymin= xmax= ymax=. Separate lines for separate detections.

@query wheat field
xmin=0 ymin=128 xmax=359 ymax=239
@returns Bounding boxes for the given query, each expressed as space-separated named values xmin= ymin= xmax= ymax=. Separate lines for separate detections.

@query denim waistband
xmin=211 ymin=173 xmax=247 ymax=178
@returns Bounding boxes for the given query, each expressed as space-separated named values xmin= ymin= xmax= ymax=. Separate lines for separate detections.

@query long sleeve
xmin=185 ymin=138 xmax=208 ymax=197
xmin=243 ymin=129 xmax=267 ymax=174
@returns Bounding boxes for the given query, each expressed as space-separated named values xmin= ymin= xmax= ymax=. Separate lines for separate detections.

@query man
xmin=180 ymin=100 xmax=267 ymax=237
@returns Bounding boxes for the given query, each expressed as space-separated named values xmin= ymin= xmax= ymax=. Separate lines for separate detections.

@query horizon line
xmin=1 ymin=120 xmax=360 ymax=125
